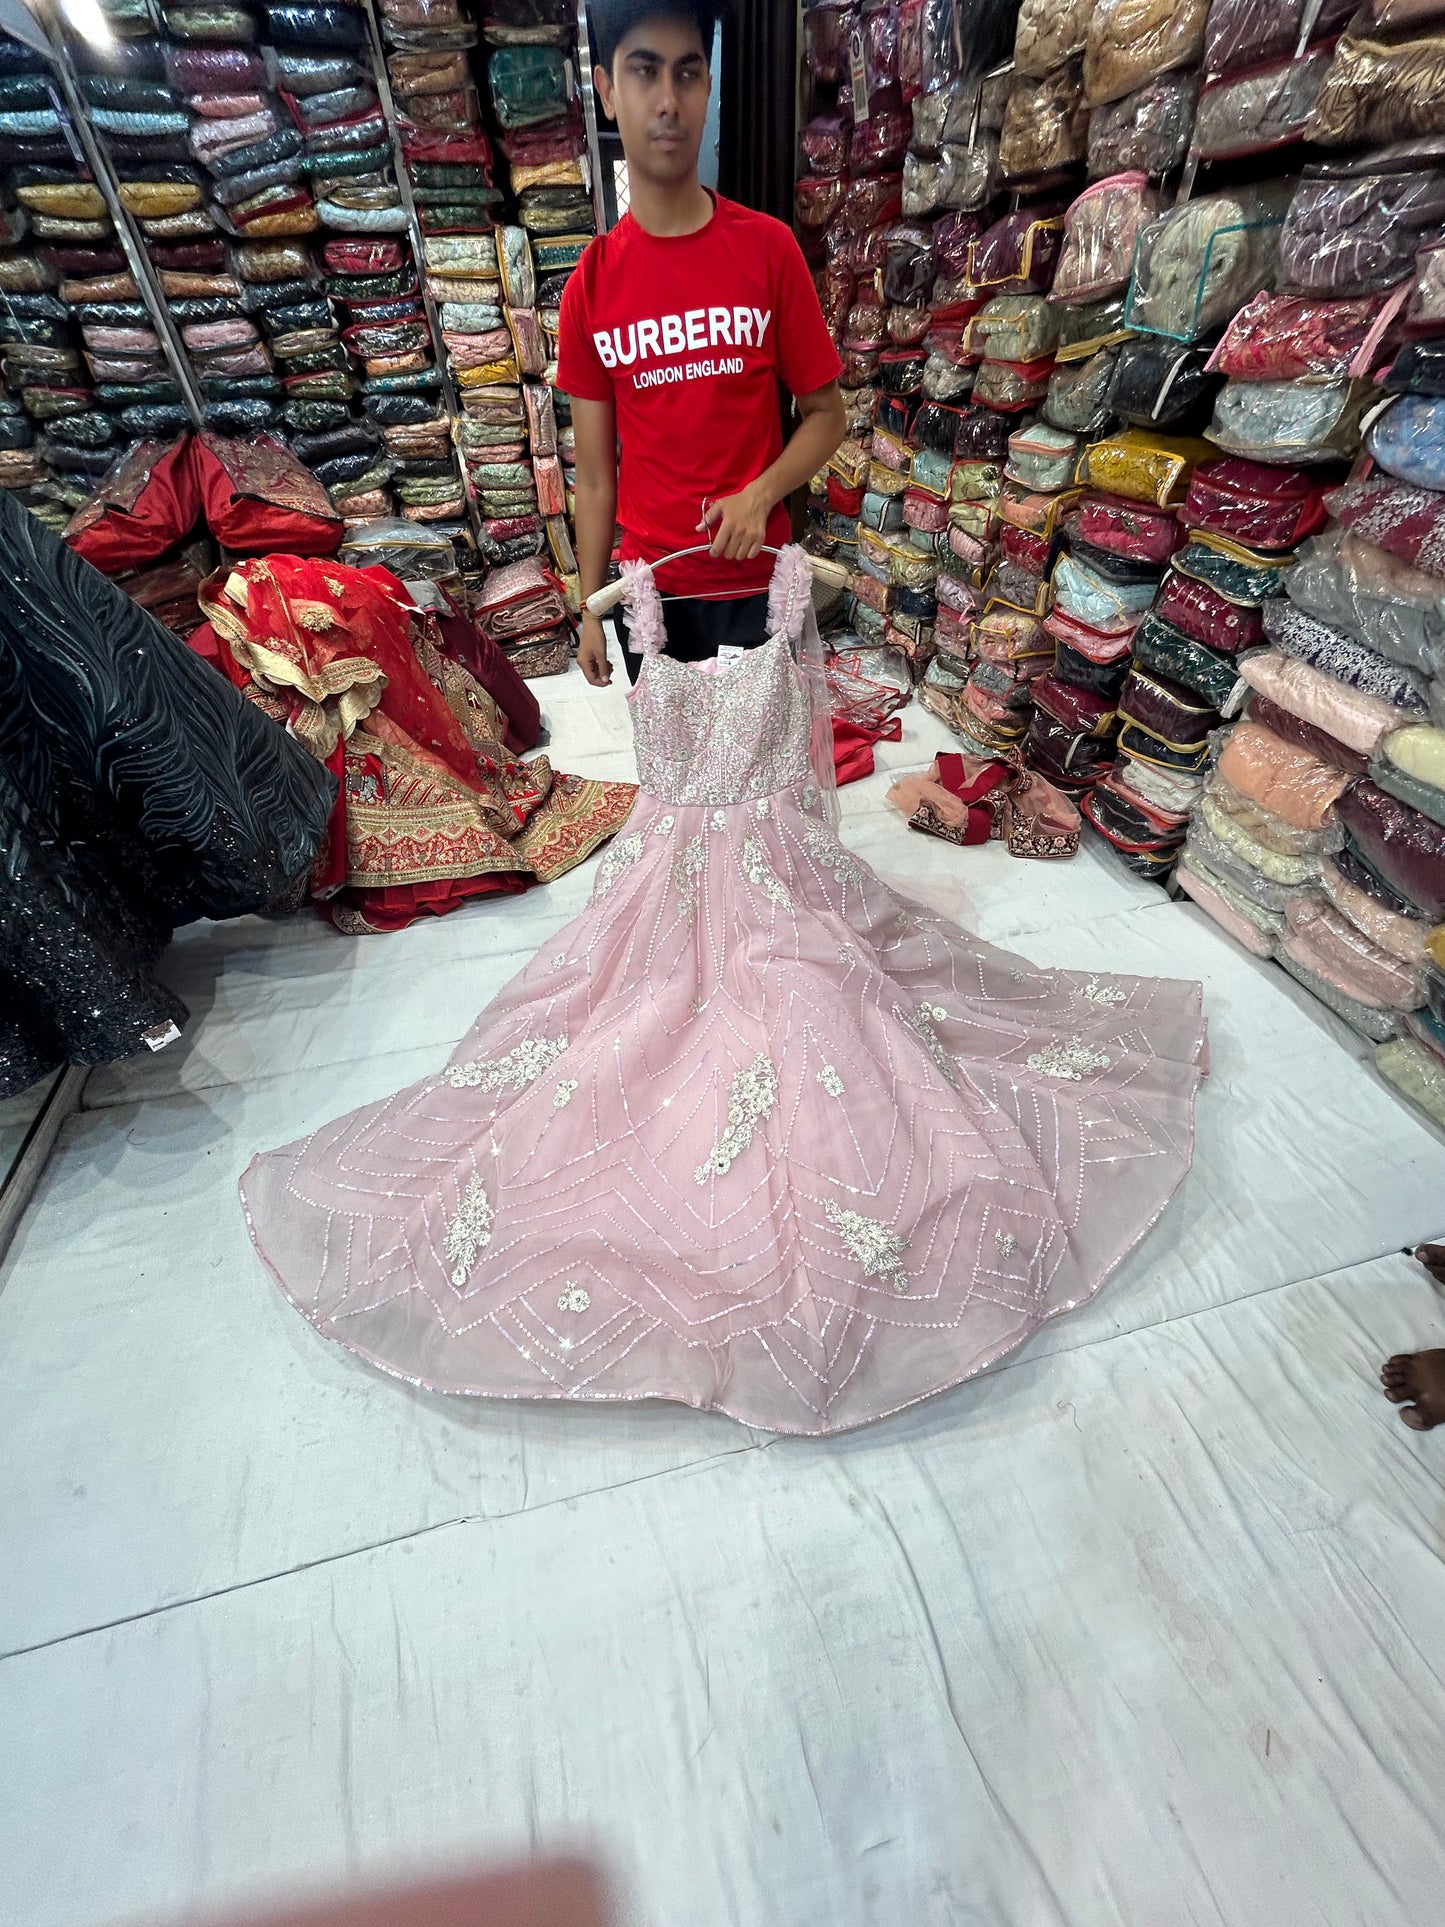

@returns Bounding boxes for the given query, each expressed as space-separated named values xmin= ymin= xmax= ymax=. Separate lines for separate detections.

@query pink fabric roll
xmin=188 ymin=92 xmax=268 ymax=119
xmin=1320 ymin=852 xmax=1436 ymax=965
xmin=1240 ymin=651 xmax=1415 ymax=760
xmin=1284 ymin=896 xmax=1427 ymax=1009
xmin=1177 ymin=861 xmax=1277 ymax=958
xmin=181 ymin=319 xmax=261 ymax=352
xmin=1215 ymin=719 xmax=1351 ymax=832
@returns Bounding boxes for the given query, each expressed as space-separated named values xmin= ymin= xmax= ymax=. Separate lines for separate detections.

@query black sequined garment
xmin=0 ymin=490 xmax=337 ymax=1098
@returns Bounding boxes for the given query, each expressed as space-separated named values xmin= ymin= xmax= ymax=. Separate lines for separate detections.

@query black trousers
xmin=615 ymin=592 xmax=771 ymax=686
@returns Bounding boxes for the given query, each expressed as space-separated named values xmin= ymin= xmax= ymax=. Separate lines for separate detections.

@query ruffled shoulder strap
xmin=766 ymin=544 xmax=814 ymax=648
xmin=619 ymin=560 xmax=667 ymax=657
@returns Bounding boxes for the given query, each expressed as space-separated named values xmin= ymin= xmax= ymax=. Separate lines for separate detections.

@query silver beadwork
xmin=557 ymin=1285 xmax=590 ymax=1313
xmin=696 ymin=1053 xmax=779 ymax=1182
xmin=741 ymin=835 xmax=791 ymax=908
xmin=804 ymin=819 xmax=864 ymax=889
xmin=1080 ymin=975 xmax=1127 ymax=1006
xmin=909 ymin=1004 xmax=959 ymax=1090
xmin=994 ymin=1230 xmax=1018 ymax=1259
xmin=817 ymin=1064 xmax=844 ymax=1098
xmin=593 ymin=831 xmax=644 ymax=899
xmin=825 ymin=1198 xmax=909 ymax=1294
xmin=674 ymin=835 xmax=705 ymax=926
xmin=443 ymin=1173 xmax=494 ymax=1286
xmin=443 ymin=1036 xmax=568 ymax=1092
xmin=1026 ymin=1036 xmax=1113 ymax=1082
xmin=553 ymin=1080 xmax=578 ymax=1108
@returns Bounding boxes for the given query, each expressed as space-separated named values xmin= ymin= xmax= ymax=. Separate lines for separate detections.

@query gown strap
xmin=618 ymin=559 xmax=668 ymax=657
xmin=766 ymin=544 xmax=816 ymax=655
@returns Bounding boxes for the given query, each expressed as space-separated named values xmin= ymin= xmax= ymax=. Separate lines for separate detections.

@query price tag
xmin=716 ymin=645 xmax=746 ymax=672
xmin=850 ymin=29 xmax=870 ymax=122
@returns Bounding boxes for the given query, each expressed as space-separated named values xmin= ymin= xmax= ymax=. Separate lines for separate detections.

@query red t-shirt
xmin=557 ymin=194 xmax=843 ymax=598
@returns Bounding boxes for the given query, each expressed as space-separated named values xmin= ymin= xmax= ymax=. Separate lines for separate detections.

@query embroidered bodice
xmin=631 ymin=636 xmax=814 ymax=807
xmin=622 ymin=547 xmax=818 ymax=809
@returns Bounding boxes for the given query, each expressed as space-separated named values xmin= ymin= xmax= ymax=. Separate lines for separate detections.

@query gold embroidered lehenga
xmin=197 ymin=555 xmax=636 ymax=932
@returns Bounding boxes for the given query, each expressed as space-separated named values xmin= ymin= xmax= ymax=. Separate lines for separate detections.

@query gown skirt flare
xmin=242 ymin=547 xmax=1207 ymax=1435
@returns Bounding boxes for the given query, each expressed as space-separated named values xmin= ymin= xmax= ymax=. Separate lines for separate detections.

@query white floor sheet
xmin=3 ymin=644 xmax=1445 ymax=1927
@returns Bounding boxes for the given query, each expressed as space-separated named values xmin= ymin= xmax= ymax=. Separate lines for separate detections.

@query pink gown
xmin=241 ymin=548 xmax=1207 ymax=1435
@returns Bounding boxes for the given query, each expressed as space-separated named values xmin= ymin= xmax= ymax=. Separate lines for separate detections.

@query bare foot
xmin=1381 ymin=1350 xmax=1445 ymax=1430
xmin=1412 ymin=1243 xmax=1445 ymax=1286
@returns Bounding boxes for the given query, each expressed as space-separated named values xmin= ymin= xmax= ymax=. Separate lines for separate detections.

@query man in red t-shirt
xmin=558 ymin=0 xmax=845 ymax=685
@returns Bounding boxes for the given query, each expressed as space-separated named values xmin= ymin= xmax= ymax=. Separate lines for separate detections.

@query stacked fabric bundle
xmin=1174 ymin=460 xmax=1445 ymax=1124
xmin=484 ymin=1 xmax=592 ymax=248
xmin=377 ymin=0 xmax=497 ymax=532
xmin=470 ymin=551 xmax=571 ymax=679
xmin=0 ymin=32 xmax=157 ymax=526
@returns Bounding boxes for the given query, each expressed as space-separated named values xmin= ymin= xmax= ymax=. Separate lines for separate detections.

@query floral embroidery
xmin=673 ymin=835 xmax=704 ymax=926
xmin=443 ymin=1036 xmax=567 ymax=1092
xmin=804 ymin=819 xmax=864 ymax=889
xmin=825 ymin=1198 xmax=909 ymax=1294
xmin=755 ymin=798 xmax=771 ymax=819
xmin=909 ymin=1004 xmax=959 ymax=1090
xmin=741 ymin=835 xmax=791 ymax=908
xmin=553 ymin=1080 xmax=578 ymax=1108
xmin=1079 ymin=976 xmax=1127 ymax=1006
xmin=557 ymin=1285 xmax=590 ymax=1313
xmin=803 ymin=783 xmax=818 ymax=810
xmin=593 ymin=831 xmax=643 ymax=898
xmin=655 ymin=814 xmax=675 ymax=834
xmin=1026 ymin=1036 xmax=1113 ymax=1081
xmin=817 ymin=1064 xmax=844 ymax=1098
xmin=443 ymin=1173 xmax=494 ymax=1286
xmin=711 ymin=810 xmax=727 ymax=831
xmin=696 ymin=1054 xmax=779 ymax=1182
xmin=994 ymin=1230 xmax=1018 ymax=1259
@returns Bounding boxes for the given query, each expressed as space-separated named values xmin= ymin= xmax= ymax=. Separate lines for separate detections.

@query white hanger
xmin=584 ymin=543 xmax=822 ymax=616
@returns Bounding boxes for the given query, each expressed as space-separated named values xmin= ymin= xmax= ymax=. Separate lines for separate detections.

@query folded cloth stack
xmin=485 ymin=1 xmax=593 ymax=246
xmin=381 ymin=0 xmax=503 ymax=246
xmin=0 ymin=33 xmax=152 ymax=522
xmin=470 ymin=550 xmax=571 ymax=678
xmin=1070 ymin=439 xmax=1286 ymax=880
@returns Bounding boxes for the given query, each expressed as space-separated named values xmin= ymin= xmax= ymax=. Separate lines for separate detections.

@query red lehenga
xmin=196 ymin=556 xmax=636 ymax=932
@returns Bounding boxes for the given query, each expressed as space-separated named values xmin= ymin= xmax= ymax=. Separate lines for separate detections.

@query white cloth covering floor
xmin=3 ymin=643 xmax=1445 ymax=1927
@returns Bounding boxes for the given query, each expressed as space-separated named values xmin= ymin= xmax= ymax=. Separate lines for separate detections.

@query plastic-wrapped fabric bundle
xmin=1288 ymin=872 xmax=1428 ymax=1000
xmin=1308 ymin=18 xmax=1445 ymax=147
xmin=1215 ymin=718 xmax=1352 ymax=832
xmin=1321 ymin=850 xmax=1439 ymax=965
xmin=1204 ymin=0 xmax=1354 ymax=75
xmin=1177 ymin=856 xmax=1283 ymax=956
xmin=1262 ymin=600 xmax=1431 ymax=713
xmin=1241 ymin=650 xmax=1417 ymax=759
xmin=1106 ymin=337 xmax=1221 ymax=433
xmin=999 ymin=66 xmax=1089 ymax=184
xmin=1127 ymin=188 xmax=1291 ymax=343
xmin=1088 ymin=72 xmax=1198 ymax=177
xmin=1191 ymin=50 xmax=1333 ymax=162
xmin=1337 ymin=778 xmax=1445 ymax=920
xmin=1274 ymin=941 xmax=1405 ymax=1038
xmin=1083 ymin=0 xmax=1209 ymax=108
xmin=1052 ymin=173 xmax=1160 ymax=304
xmin=1206 ymin=377 xmax=1372 ymax=465
xmin=1377 ymin=1036 xmax=1445 ymax=1126
xmin=1280 ymin=163 xmax=1445 ymax=299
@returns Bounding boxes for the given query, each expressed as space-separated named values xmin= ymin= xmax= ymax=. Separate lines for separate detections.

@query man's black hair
xmin=591 ymin=0 xmax=723 ymax=73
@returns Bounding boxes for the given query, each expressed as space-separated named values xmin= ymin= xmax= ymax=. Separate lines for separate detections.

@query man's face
xmin=595 ymin=13 xmax=711 ymax=187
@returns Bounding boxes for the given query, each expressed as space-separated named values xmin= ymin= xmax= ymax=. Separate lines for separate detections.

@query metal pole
xmin=40 ymin=34 xmax=206 ymax=429
xmin=574 ymin=1 xmax=609 ymax=233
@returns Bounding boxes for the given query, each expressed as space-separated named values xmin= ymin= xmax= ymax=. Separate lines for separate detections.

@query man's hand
xmin=577 ymin=610 xmax=612 ymax=687
xmin=701 ymin=481 xmax=772 ymax=561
